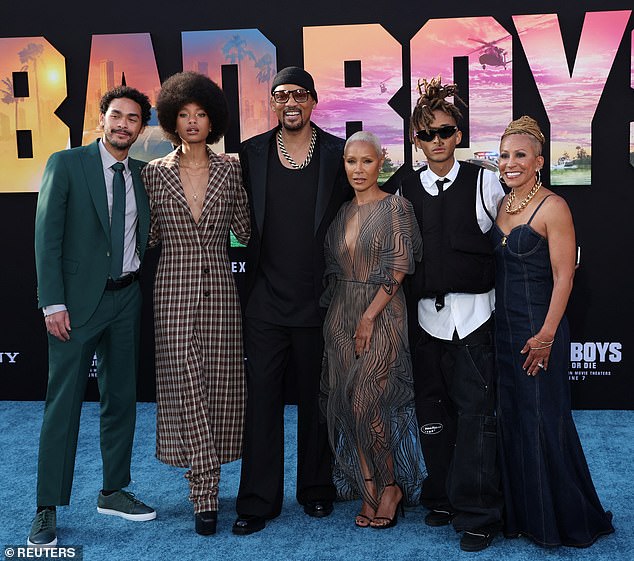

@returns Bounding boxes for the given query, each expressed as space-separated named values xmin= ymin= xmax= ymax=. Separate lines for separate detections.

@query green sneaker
xmin=27 ymin=508 xmax=57 ymax=547
xmin=97 ymin=490 xmax=156 ymax=521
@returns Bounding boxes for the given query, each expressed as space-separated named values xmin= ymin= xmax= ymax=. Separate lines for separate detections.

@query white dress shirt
xmin=98 ymin=139 xmax=140 ymax=277
xmin=416 ymin=159 xmax=505 ymax=340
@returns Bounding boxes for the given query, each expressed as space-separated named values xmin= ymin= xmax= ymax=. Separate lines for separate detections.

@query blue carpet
xmin=1 ymin=402 xmax=631 ymax=561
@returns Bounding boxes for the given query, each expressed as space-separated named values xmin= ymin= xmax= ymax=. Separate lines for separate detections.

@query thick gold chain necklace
xmin=505 ymin=180 xmax=542 ymax=215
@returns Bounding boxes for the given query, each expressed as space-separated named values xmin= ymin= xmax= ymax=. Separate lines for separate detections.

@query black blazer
xmin=239 ymin=124 xmax=352 ymax=308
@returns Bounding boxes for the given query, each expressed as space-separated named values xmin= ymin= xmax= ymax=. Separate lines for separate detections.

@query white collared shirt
xmin=98 ymin=139 xmax=140 ymax=277
xmin=416 ymin=160 xmax=505 ymax=340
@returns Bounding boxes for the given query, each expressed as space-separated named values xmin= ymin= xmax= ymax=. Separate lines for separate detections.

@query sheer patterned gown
xmin=321 ymin=194 xmax=425 ymax=508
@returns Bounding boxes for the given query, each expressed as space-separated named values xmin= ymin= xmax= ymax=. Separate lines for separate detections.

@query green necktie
xmin=110 ymin=162 xmax=126 ymax=280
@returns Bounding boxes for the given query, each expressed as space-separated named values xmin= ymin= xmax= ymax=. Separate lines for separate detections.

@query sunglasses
xmin=415 ymin=125 xmax=458 ymax=142
xmin=272 ymin=89 xmax=311 ymax=104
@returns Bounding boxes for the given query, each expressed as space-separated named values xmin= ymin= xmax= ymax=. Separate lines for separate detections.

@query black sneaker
xmin=460 ymin=530 xmax=496 ymax=552
xmin=27 ymin=508 xmax=57 ymax=547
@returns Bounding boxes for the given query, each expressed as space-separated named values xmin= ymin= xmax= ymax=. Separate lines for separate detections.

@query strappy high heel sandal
xmin=355 ymin=478 xmax=376 ymax=528
xmin=370 ymin=482 xmax=404 ymax=529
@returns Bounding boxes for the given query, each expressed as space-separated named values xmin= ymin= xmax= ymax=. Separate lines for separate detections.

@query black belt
xmin=105 ymin=271 xmax=139 ymax=291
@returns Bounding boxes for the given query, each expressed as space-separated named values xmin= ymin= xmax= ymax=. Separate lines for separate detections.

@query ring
xmin=537 ymin=362 xmax=544 ymax=368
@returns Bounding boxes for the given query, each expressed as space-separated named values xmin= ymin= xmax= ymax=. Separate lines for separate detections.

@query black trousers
xmin=236 ymin=317 xmax=335 ymax=518
xmin=413 ymin=318 xmax=502 ymax=532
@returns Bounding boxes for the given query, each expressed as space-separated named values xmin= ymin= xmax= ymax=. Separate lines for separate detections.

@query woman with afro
xmin=142 ymin=71 xmax=250 ymax=535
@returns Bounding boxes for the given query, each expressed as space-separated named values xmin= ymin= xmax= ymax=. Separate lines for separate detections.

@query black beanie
xmin=270 ymin=66 xmax=317 ymax=103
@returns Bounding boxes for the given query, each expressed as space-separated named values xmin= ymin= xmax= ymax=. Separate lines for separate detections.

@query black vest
xmin=401 ymin=162 xmax=494 ymax=298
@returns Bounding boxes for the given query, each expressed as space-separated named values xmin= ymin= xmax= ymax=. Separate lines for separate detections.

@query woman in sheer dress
xmin=321 ymin=131 xmax=424 ymax=529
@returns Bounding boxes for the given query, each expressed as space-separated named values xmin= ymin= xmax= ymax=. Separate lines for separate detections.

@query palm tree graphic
xmin=222 ymin=35 xmax=256 ymax=122
xmin=255 ymin=53 xmax=274 ymax=128
xmin=18 ymin=43 xmax=44 ymax=138
xmin=1 ymin=70 xmax=27 ymax=138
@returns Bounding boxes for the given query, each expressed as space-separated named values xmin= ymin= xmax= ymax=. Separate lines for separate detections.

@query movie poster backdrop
xmin=0 ymin=1 xmax=632 ymax=408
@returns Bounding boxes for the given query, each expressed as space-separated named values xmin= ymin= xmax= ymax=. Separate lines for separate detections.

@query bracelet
xmin=532 ymin=336 xmax=554 ymax=345
xmin=530 ymin=345 xmax=552 ymax=350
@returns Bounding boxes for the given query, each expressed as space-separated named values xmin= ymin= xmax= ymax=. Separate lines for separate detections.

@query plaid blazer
xmin=142 ymin=146 xmax=250 ymax=466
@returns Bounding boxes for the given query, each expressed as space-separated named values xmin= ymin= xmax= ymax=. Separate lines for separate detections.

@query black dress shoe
xmin=303 ymin=500 xmax=334 ymax=518
xmin=195 ymin=511 xmax=217 ymax=535
xmin=460 ymin=530 xmax=496 ymax=552
xmin=232 ymin=515 xmax=265 ymax=535
xmin=424 ymin=509 xmax=455 ymax=527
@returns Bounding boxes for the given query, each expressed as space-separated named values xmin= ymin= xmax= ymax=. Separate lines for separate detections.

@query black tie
xmin=110 ymin=162 xmax=126 ymax=280
xmin=436 ymin=177 xmax=448 ymax=194
xmin=435 ymin=178 xmax=449 ymax=312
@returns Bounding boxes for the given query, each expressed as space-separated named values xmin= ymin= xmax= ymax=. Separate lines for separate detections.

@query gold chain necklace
xmin=505 ymin=180 xmax=542 ymax=214
xmin=181 ymin=168 xmax=207 ymax=202
xmin=277 ymin=127 xmax=317 ymax=169
xmin=180 ymin=155 xmax=207 ymax=168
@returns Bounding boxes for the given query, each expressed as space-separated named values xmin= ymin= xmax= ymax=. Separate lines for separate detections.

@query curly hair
xmin=100 ymin=86 xmax=152 ymax=127
xmin=409 ymin=76 xmax=465 ymax=144
xmin=156 ymin=71 xmax=229 ymax=146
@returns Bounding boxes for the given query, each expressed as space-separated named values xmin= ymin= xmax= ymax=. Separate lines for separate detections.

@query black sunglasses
xmin=415 ymin=125 xmax=458 ymax=142
xmin=272 ymin=89 xmax=311 ymax=103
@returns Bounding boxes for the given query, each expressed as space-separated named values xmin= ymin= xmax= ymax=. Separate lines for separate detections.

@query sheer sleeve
xmin=368 ymin=196 xmax=422 ymax=286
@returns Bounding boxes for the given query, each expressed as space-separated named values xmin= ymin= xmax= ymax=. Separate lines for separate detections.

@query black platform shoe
xmin=195 ymin=510 xmax=218 ymax=535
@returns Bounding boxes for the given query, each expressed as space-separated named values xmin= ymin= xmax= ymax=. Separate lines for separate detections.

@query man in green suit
xmin=28 ymin=86 xmax=156 ymax=547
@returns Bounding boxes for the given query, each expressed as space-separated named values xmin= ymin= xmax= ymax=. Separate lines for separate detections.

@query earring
xmin=536 ymin=169 xmax=542 ymax=186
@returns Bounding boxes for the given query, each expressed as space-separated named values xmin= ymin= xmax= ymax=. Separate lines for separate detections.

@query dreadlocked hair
xmin=409 ymin=76 xmax=466 ymax=144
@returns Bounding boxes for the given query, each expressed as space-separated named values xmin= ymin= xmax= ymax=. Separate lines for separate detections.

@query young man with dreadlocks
xmin=400 ymin=77 xmax=504 ymax=552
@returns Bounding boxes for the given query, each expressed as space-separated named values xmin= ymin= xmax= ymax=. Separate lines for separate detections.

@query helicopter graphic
xmin=468 ymin=36 xmax=512 ymax=69
xmin=379 ymin=77 xmax=392 ymax=94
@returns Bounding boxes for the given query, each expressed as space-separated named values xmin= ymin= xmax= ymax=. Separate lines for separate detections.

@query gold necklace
xmin=181 ymin=168 xmax=206 ymax=202
xmin=505 ymin=181 xmax=542 ymax=214
xmin=181 ymin=155 xmax=207 ymax=168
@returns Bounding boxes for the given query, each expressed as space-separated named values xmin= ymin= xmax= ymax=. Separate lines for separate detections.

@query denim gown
xmin=491 ymin=196 xmax=614 ymax=547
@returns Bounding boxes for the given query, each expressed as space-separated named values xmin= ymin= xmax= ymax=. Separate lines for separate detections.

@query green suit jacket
xmin=34 ymin=140 xmax=150 ymax=328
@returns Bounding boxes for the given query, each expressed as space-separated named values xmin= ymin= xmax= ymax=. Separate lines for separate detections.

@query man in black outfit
xmin=400 ymin=77 xmax=504 ymax=552
xmin=232 ymin=67 xmax=351 ymax=535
